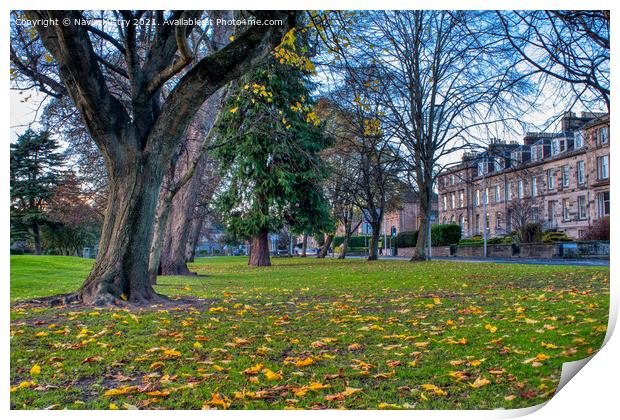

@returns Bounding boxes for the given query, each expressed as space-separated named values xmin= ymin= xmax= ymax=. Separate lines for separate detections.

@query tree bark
xmin=32 ymin=222 xmax=42 ymax=255
xmin=338 ymin=234 xmax=350 ymax=259
xmin=368 ymin=222 xmax=380 ymax=261
xmin=186 ymin=214 xmax=204 ymax=263
xmin=412 ymin=178 xmax=432 ymax=261
xmin=76 ymin=156 xmax=164 ymax=305
xmin=249 ymin=229 xmax=271 ymax=266
xmin=159 ymin=149 xmax=211 ymax=276
xmin=301 ymin=234 xmax=308 ymax=257
xmin=318 ymin=233 xmax=334 ymax=258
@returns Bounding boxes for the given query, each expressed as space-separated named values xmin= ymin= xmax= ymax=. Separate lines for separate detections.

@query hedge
xmin=395 ymin=231 xmax=418 ymax=248
xmin=333 ymin=235 xmax=372 ymax=248
xmin=431 ymin=224 xmax=462 ymax=246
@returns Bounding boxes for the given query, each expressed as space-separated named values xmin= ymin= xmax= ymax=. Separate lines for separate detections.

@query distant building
xmin=437 ymin=112 xmax=609 ymax=239
xmin=336 ymin=188 xmax=438 ymax=238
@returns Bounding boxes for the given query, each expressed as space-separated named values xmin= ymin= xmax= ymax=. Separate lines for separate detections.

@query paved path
xmin=331 ymin=254 xmax=609 ymax=267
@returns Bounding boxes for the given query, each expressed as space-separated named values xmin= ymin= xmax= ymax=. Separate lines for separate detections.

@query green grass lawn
xmin=10 ymin=255 xmax=609 ymax=410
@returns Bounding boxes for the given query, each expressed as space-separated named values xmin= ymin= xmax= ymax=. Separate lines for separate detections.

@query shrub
xmin=351 ymin=236 xmax=373 ymax=247
xmin=10 ymin=249 xmax=24 ymax=255
xmin=395 ymin=230 xmax=418 ymax=248
xmin=333 ymin=235 xmax=371 ymax=248
xmin=431 ymin=224 xmax=462 ymax=246
xmin=582 ymin=217 xmax=610 ymax=240
xmin=521 ymin=222 xmax=543 ymax=243
xmin=542 ymin=231 xmax=573 ymax=243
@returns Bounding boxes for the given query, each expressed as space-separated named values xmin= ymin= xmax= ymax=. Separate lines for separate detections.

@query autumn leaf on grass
xmin=202 ymin=393 xmax=231 ymax=410
xmin=104 ymin=386 xmax=139 ymax=396
xmin=163 ymin=349 xmax=181 ymax=359
xmin=541 ymin=342 xmax=559 ymax=349
xmin=378 ymin=402 xmax=402 ymax=409
xmin=293 ymin=382 xmax=330 ymax=397
xmin=294 ymin=357 xmax=315 ymax=368
xmin=447 ymin=337 xmax=468 ymax=345
xmin=81 ymin=356 xmax=103 ymax=364
xmin=484 ymin=324 xmax=498 ymax=333
xmin=420 ymin=384 xmax=447 ymax=396
xmin=242 ymin=363 xmax=263 ymax=375
xmin=262 ymin=368 xmax=283 ymax=381
xmin=523 ymin=353 xmax=551 ymax=365
xmin=30 ymin=364 xmax=41 ymax=375
xmin=348 ymin=343 xmax=363 ymax=351
xmin=324 ymin=387 xmax=362 ymax=401
xmin=469 ymin=376 xmax=491 ymax=388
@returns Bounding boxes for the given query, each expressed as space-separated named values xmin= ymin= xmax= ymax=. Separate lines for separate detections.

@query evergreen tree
xmin=213 ymin=53 xmax=332 ymax=266
xmin=10 ymin=129 xmax=64 ymax=254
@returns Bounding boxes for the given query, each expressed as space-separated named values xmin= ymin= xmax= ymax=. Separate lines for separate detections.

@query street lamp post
xmin=482 ymin=165 xmax=488 ymax=258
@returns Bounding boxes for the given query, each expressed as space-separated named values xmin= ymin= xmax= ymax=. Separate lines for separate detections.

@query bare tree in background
xmin=315 ymin=11 xmax=533 ymax=261
xmin=497 ymin=10 xmax=609 ymax=111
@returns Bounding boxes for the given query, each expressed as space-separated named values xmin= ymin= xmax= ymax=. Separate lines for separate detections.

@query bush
xmin=431 ymin=224 xmax=462 ymax=246
xmin=10 ymin=249 xmax=24 ymax=255
xmin=582 ymin=217 xmax=610 ymax=241
xmin=521 ymin=222 xmax=543 ymax=243
xmin=333 ymin=235 xmax=372 ymax=248
xmin=458 ymin=238 xmax=483 ymax=246
xmin=395 ymin=231 xmax=418 ymax=248
xmin=542 ymin=231 xmax=573 ymax=243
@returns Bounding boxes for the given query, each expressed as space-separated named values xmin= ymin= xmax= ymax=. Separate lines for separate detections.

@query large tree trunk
xmin=338 ymin=234 xmax=350 ymax=259
xmin=32 ymin=222 xmax=42 ymax=255
xmin=159 ymin=154 xmax=209 ymax=276
xmin=76 ymin=157 xmax=163 ymax=306
xmin=148 ymin=193 xmax=173 ymax=284
xmin=412 ymin=178 xmax=432 ymax=261
xmin=368 ymin=222 xmax=380 ymax=261
xmin=249 ymin=229 xmax=271 ymax=266
xmin=318 ymin=233 xmax=334 ymax=258
xmin=301 ymin=234 xmax=308 ymax=257
xmin=186 ymin=214 xmax=204 ymax=263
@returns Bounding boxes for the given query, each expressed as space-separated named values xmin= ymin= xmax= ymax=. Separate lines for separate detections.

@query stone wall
xmin=396 ymin=246 xmax=451 ymax=257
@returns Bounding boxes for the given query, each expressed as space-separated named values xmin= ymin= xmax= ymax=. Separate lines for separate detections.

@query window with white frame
xmin=597 ymin=191 xmax=610 ymax=217
xmin=531 ymin=177 xmax=537 ymax=197
xmin=459 ymin=190 xmax=464 ymax=208
xmin=495 ymin=185 xmax=501 ymax=203
xmin=599 ymin=127 xmax=609 ymax=145
xmin=451 ymin=192 xmax=455 ymax=209
xmin=597 ymin=155 xmax=609 ymax=180
xmin=517 ymin=179 xmax=523 ymax=199
xmin=577 ymin=195 xmax=587 ymax=220
xmin=547 ymin=169 xmax=555 ymax=190
xmin=442 ymin=195 xmax=447 ymax=211
xmin=506 ymin=182 xmax=512 ymax=201
xmin=484 ymin=187 xmax=489 ymax=204
xmin=562 ymin=165 xmax=570 ymax=188
xmin=496 ymin=212 xmax=502 ymax=229
xmin=475 ymin=190 xmax=480 ymax=207
xmin=574 ymin=131 xmax=584 ymax=149
xmin=562 ymin=199 xmax=570 ymax=221
xmin=577 ymin=160 xmax=585 ymax=185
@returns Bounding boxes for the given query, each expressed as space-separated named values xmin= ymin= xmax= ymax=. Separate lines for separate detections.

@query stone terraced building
xmin=437 ymin=112 xmax=610 ymax=239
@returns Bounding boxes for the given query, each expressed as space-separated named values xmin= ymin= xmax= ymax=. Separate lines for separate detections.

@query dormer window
xmin=574 ymin=131 xmax=584 ymax=149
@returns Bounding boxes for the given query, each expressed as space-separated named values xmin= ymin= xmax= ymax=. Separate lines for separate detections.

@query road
xmin=327 ymin=254 xmax=609 ymax=267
